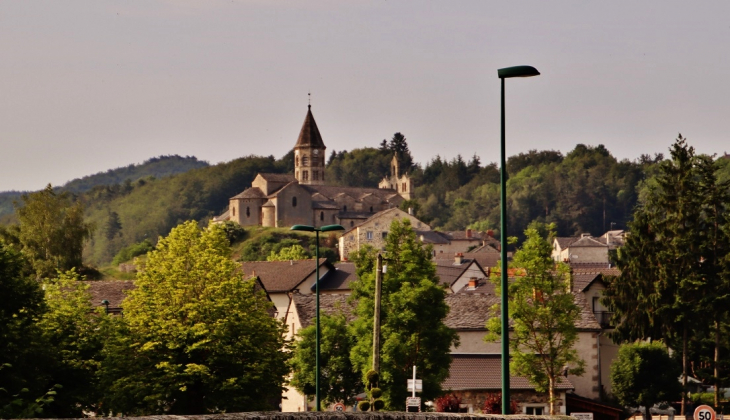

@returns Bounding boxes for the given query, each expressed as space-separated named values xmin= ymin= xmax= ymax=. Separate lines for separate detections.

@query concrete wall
xmin=451 ymin=331 xmax=500 ymax=353
xmin=565 ymin=247 xmax=608 ymax=264
xmin=567 ymin=331 xmax=600 ymax=400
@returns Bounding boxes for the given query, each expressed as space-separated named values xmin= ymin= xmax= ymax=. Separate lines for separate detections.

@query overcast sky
xmin=1 ymin=1 xmax=729 ymax=191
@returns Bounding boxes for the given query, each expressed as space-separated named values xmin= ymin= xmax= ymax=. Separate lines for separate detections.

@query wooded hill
xmin=3 ymin=137 xmax=730 ymax=268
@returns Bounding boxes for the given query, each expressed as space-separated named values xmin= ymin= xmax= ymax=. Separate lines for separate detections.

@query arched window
xmin=370 ymin=206 xmax=373 ymax=213
xmin=232 ymin=207 xmax=236 ymax=217
xmin=292 ymin=197 xmax=297 ymax=207
xmin=350 ymin=221 xmax=354 ymax=227
xmin=246 ymin=207 xmax=250 ymax=217
xmin=311 ymin=156 xmax=318 ymax=166
xmin=343 ymin=205 xmax=347 ymax=212
xmin=320 ymin=212 xmax=324 ymax=221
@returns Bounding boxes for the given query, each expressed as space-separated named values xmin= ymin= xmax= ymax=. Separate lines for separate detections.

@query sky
xmin=1 ymin=1 xmax=729 ymax=192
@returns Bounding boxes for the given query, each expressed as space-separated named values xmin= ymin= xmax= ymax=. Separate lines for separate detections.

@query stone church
xmin=214 ymin=106 xmax=414 ymax=228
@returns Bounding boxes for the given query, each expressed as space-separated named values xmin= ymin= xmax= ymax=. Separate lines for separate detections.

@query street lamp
xmin=290 ymin=223 xmax=345 ymax=411
xmin=498 ymin=65 xmax=540 ymax=413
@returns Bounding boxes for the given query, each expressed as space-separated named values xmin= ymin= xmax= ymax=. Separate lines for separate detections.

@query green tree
xmin=37 ymin=270 xmax=105 ymax=417
xmin=14 ymin=185 xmax=93 ymax=279
xmin=602 ymin=137 xmax=727 ymax=413
xmin=485 ymin=222 xmax=585 ymax=415
xmin=267 ymin=244 xmax=310 ymax=261
xmin=611 ymin=342 xmax=682 ymax=420
xmin=349 ymin=219 xmax=458 ymax=409
xmin=99 ymin=221 xmax=289 ymax=415
xmin=289 ymin=312 xmax=362 ymax=406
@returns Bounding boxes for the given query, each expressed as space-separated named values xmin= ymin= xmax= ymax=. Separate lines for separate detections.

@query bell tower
xmin=294 ymin=105 xmax=326 ymax=185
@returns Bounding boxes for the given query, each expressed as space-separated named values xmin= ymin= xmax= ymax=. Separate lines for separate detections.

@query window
xmin=525 ymin=407 xmax=544 ymax=415
xmin=292 ymin=197 xmax=297 ymax=207
xmin=295 ymin=156 xmax=299 ymax=167
xmin=232 ymin=207 xmax=236 ymax=217
xmin=302 ymin=170 xmax=309 ymax=181
xmin=302 ymin=155 xmax=309 ymax=166
xmin=370 ymin=206 xmax=373 ymax=212
xmin=246 ymin=207 xmax=250 ymax=217
xmin=320 ymin=212 xmax=324 ymax=221
xmin=350 ymin=221 xmax=354 ymax=227
xmin=311 ymin=156 xmax=318 ymax=166
xmin=343 ymin=205 xmax=347 ymax=212
xmin=366 ymin=231 xmax=373 ymax=240
xmin=382 ymin=232 xmax=388 ymax=239
xmin=313 ymin=170 xmax=319 ymax=181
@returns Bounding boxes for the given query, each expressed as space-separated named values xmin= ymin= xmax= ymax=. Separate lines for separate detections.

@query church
xmin=214 ymin=106 xmax=414 ymax=229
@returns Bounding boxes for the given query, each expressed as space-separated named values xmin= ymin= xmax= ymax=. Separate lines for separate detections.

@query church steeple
xmin=294 ymin=105 xmax=326 ymax=185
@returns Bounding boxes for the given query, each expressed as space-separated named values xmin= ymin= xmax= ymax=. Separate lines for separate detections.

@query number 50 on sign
xmin=694 ymin=405 xmax=716 ymax=420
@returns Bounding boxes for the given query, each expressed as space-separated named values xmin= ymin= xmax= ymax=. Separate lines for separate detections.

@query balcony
xmin=593 ymin=311 xmax=614 ymax=329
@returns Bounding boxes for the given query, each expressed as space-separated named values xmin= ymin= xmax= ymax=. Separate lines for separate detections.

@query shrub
xmin=373 ymin=400 xmax=385 ymax=410
xmin=112 ymin=239 xmax=154 ymax=265
xmin=358 ymin=401 xmax=370 ymax=411
xmin=482 ymin=393 xmax=519 ymax=414
xmin=221 ymin=221 xmax=247 ymax=244
xmin=435 ymin=394 xmax=461 ymax=412
xmin=370 ymin=387 xmax=382 ymax=399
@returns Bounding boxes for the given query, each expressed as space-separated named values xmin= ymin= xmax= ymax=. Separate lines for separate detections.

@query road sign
xmin=695 ymin=405 xmax=717 ymax=420
xmin=406 ymin=397 xmax=421 ymax=412
xmin=333 ymin=403 xmax=346 ymax=412
xmin=407 ymin=379 xmax=423 ymax=392
xmin=572 ymin=413 xmax=594 ymax=420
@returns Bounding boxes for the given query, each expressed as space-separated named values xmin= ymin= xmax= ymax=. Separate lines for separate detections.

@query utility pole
xmin=372 ymin=253 xmax=383 ymax=373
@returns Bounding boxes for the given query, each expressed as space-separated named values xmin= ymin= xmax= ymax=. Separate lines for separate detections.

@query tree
xmin=14 ymin=184 xmax=93 ymax=279
xmin=611 ymin=342 xmax=682 ymax=420
xmin=289 ymin=312 xmax=362 ymax=406
xmin=388 ymin=132 xmax=414 ymax=171
xmin=98 ymin=221 xmax=289 ymax=415
xmin=485 ymin=222 xmax=585 ymax=415
xmin=349 ymin=219 xmax=458 ymax=409
xmin=602 ymin=137 xmax=728 ymax=413
xmin=0 ymin=243 xmax=49 ymax=418
xmin=267 ymin=244 xmax=310 ymax=261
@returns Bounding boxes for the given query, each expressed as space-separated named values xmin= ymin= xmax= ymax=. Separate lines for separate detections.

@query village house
xmin=214 ymin=106 xmax=414 ymax=229
xmin=433 ymin=254 xmax=490 ymax=293
xmin=338 ymin=207 xmax=430 ymax=260
xmin=552 ymin=234 xmax=610 ymax=264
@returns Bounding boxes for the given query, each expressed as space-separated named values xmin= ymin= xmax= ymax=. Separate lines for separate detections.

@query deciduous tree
xmin=485 ymin=222 xmax=585 ymax=415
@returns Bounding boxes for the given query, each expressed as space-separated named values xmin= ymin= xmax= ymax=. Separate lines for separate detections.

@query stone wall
xmin=33 ymin=411 xmax=575 ymax=420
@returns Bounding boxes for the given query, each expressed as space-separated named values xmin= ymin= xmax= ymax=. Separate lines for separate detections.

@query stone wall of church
xmin=275 ymin=184 xmax=314 ymax=227
xmin=231 ymin=198 xmax=264 ymax=227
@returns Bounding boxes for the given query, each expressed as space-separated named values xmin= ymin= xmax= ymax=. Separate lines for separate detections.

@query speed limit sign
xmin=694 ymin=405 xmax=716 ymax=420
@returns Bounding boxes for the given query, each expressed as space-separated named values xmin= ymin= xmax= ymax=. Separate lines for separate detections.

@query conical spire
xmin=295 ymin=105 xmax=326 ymax=149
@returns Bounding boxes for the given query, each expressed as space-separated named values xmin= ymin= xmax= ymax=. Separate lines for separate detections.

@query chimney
xmin=467 ymin=277 xmax=478 ymax=290
xmin=487 ymin=229 xmax=494 ymax=237
xmin=454 ymin=253 xmax=463 ymax=265
xmin=466 ymin=229 xmax=472 ymax=238
xmin=408 ymin=207 xmax=413 ymax=215
xmin=581 ymin=233 xmax=591 ymax=238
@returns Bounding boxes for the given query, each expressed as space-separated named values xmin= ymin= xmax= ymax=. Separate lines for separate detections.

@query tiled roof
xmin=318 ymin=262 xmax=358 ymax=291
xmin=341 ymin=207 xmax=428 ymax=235
xmin=444 ymin=293 xmax=499 ymax=329
xmin=467 ymin=244 xmax=500 ymax=254
xmin=444 ymin=354 xmax=574 ymax=391
xmin=292 ymin=293 xmax=356 ymax=329
xmin=262 ymin=199 xmax=275 ymax=207
xmin=444 ymin=290 xmax=601 ymax=331
xmin=83 ymin=280 xmax=136 ymax=310
xmin=212 ymin=209 xmax=230 ymax=222
xmin=454 ymin=278 xmax=497 ymax=295
xmin=572 ymin=266 xmax=621 ymax=277
xmin=434 ymin=258 xmax=474 ymax=286
xmin=302 ymin=185 xmax=401 ymax=202
xmin=338 ymin=211 xmax=374 ymax=219
xmin=418 ymin=230 xmax=451 ymax=245
xmin=240 ymin=258 xmax=329 ymax=293
xmin=257 ymin=173 xmax=297 ymax=183
xmin=468 ymin=253 xmax=501 ymax=271
xmin=312 ymin=201 xmax=340 ymax=210
xmin=295 ymin=106 xmax=326 ymax=149
xmin=555 ymin=237 xmax=578 ymax=249
xmin=444 ymin=231 xmax=484 ymax=241
xmin=231 ymin=187 xmax=266 ymax=199
xmin=572 ymin=272 xmax=602 ymax=292
xmin=570 ymin=236 xmax=608 ymax=248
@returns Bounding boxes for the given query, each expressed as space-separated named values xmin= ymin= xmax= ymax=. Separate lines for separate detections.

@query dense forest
xmin=3 ymin=135 xmax=730 ymax=268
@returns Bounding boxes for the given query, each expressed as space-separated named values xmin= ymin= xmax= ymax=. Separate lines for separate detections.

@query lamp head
xmin=498 ymin=65 xmax=540 ymax=79
xmin=320 ymin=224 xmax=345 ymax=232
xmin=101 ymin=299 xmax=109 ymax=305
xmin=291 ymin=224 xmax=315 ymax=232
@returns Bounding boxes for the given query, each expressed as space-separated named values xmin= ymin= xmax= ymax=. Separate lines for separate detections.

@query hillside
xmin=0 ymin=155 xmax=209 ymax=221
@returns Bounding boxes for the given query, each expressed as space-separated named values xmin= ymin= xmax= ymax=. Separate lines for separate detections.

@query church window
xmin=350 ymin=221 xmax=354 ymax=227
xmin=402 ymin=182 xmax=406 ymax=192
xmin=313 ymin=170 xmax=319 ymax=181
xmin=302 ymin=170 xmax=309 ymax=181
xmin=320 ymin=212 xmax=324 ymax=221
xmin=370 ymin=206 xmax=373 ymax=213
xmin=343 ymin=205 xmax=347 ymax=212
xmin=311 ymin=156 xmax=318 ymax=166
xmin=246 ymin=207 xmax=250 ymax=217
xmin=292 ymin=197 xmax=297 ymax=207
xmin=302 ymin=155 xmax=309 ymax=166
xmin=295 ymin=156 xmax=299 ymax=167
xmin=232 ymin=207 xmax=236 ymax=217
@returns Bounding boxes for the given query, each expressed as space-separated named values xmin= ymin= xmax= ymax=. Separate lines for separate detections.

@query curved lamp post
xmin=497 ymin=65 xmax=540 ymax=413
xmin=290 ymin=223 xmax=345 ymax=411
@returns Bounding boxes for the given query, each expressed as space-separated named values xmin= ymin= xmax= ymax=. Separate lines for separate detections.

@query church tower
xmin=294 ymin=105 xmax=326 ymax=185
